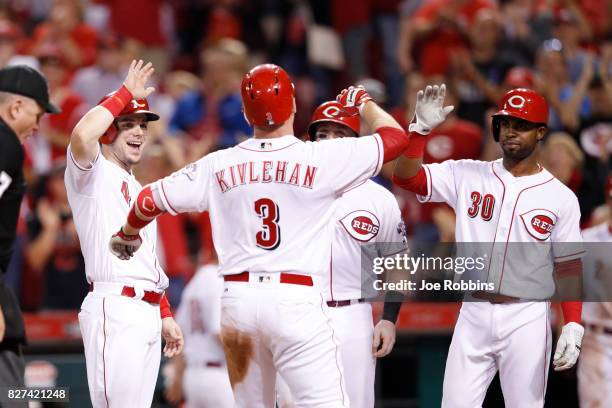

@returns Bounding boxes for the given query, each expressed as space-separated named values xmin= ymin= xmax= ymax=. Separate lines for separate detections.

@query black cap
xmin=0 ymin=65 xmax=60 ymax=113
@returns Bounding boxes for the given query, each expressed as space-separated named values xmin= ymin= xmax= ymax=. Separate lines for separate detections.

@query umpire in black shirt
xmin=0 ymin=65 xmax=59 ymax=389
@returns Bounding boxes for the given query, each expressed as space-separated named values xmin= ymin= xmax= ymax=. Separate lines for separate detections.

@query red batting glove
xmin=336 ymin=85 xmax=373 ymax=115
xmin=109 ymin=227 xmax=142 ymax=260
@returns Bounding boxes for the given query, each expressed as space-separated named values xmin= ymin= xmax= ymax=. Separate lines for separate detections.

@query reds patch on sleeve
xmin=520 ymin=209 xmax=557 ymax=241
xmin=339 ymin=210 xmax=381 ymax=242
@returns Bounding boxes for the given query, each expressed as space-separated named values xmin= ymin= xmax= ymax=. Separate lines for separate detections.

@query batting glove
xmin=553 ymin=322 xmax=584 ymax=371
xmin=409 ymin=84 xmax=454 ymax=135
xmin=336 ymin=85 xmax=373 ymax=115
xmin=109 ymin=227 xmax=142 ymax=260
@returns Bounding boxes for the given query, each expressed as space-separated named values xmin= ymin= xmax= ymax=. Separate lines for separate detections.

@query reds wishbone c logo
xmin=322 ymin=105 xmax=341 ymax=118
xmin=507 ymin=95 xmax=526 ymax=109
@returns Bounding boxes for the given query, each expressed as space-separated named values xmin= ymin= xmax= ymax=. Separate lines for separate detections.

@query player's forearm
xmin=393 ymin=154 xmax=423 ymax=179
xmin=123 ymin=184 xmax=167 ymax=235
xmin=70 ymin=86 xmax=133 ymax=165
xmin=361 ymin=101 xmax=403 ymax=131
xmin=392 ymin=149 xmax=428 ymax=195
xmin=361 ymin=102 xmax=410 ymax=162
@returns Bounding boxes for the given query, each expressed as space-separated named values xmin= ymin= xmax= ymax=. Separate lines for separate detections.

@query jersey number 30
xmin=467 ymin=191 xmax=495 ymax=221
xmin=254 ymin=198 xmax=281 ymax=250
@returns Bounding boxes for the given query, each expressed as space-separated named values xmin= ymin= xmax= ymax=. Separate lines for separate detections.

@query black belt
xmin=326 ymin=299 xmax=365 ymax=308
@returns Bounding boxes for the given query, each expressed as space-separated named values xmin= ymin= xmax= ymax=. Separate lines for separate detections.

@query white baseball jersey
xmin=419 ymin=158 xmax=584 ymax=298
xmin=581 ymin=222 xmax=612 ymax=326
xmin=327 ymin=179 xmax=406 ymax=301
xmin=175 ymin=264 xmax=226 ymax=366
xmin=65 ymin=144 xmax=168 ymax=291
xmin=156 ymin=134 xmax=383 ymax=279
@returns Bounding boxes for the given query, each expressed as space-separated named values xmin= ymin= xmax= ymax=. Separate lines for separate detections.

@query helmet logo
xmin=507 ymin=95 xmax=526 ymax=109
xmin=322 ymin=105 xmax=341 ymax=118
xmin=131 ymin=100 xmax=146 ymax=109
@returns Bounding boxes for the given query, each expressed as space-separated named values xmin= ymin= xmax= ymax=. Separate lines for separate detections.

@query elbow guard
xmin=127 ymin=185 xmax=165 ymax=230
xmin=378 ymin=127 xmax=409 ymax=162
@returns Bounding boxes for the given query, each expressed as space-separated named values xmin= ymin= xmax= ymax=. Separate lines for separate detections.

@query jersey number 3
xmin=467 ymin=191 xmax=495 ymax=221
xmin=254 ymin=198 xmax=281 ymax=250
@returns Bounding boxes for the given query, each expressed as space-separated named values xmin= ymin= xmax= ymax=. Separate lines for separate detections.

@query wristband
xmin=382 ymin=290 xmax=405 ymax=323
xmin=100 ymin=85 xmax=132 ymax=117
xmin=561 ymin=301 xmax=582 ymax=324
xmin=160 ymin=294 xmax=173 ymax=318
xmin=403 ymin=132 xmax=427 ymax=158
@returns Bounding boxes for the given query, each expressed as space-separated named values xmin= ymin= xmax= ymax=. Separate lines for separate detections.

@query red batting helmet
xmin=307 ymin=101 xmax=360 ymax=141
xmin=491 ymin=88 xmax=548 ymax=141
xmin=241 ymin=64 xmax=295 ymax=128
xmin=98 ymin=93 xmax=160 ymax=144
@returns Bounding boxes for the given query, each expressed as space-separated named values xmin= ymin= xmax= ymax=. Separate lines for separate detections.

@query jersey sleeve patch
xmin=339 ymin=210 xmax=381 ymax=242
xmin=520 ymin=209 xmax=558 ymax=241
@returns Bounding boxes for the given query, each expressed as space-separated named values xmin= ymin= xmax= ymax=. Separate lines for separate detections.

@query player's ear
xmin=536 ymin=126 xmax=547 ymax=142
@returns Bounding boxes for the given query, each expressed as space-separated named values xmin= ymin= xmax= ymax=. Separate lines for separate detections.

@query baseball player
xmin=578 ymin=179 xmax=612 ymax=408
xmin=108 ymin=63 xmax=410 ymax=407
xmin=276 ymin=101 xmax=407 ymax=408
xmin=65 ymin=60 xmax=184 ymax=407
xmin=165 ymin=262 xmax=234 ymax=407
xmin=392 ymin=85 xmax=585 ymax=407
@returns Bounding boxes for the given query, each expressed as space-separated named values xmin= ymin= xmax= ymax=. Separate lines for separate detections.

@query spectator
xmin=450 ymin=8 xmax=513 ymax=127
xmin=402 ymin=0 xmax=495 ymax=77
xmin=371 ymin=0 xmax=404 ymax=107
xmin=535 ymin=39 xmax=594 ymax=132
xmin=71 ymin=33 xmax=128 ymax=107
xmin=0 ymin=21 xmax=38 ymax=69
xmin=34 ymin=45 xmax=87 ymax=169
xmin=27 ymin=0 xmax=98 ymax=70
xmin=539 ymin=132 xmax=585 ymax=191
xmin=97 ymin=0 xmax=172 ymax=75
xmin=552 ymin=7 xmax=593 ymax=83
xmin=502 ymin=66 xmax=535 ymax=90
xmin=332 ymin=0 xmax=371 ymax=81
xmin=24 ymin=162 xmax=87 ymax=309
xmin=168 ymin=38 xmax=251 ymax=163
xmin=574 ymin=48 xmax=612 ymax=223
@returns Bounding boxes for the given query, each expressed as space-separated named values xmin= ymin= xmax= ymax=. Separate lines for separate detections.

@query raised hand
xmin=123 ymin=60 xmax=156 ymax=100
xmin=409 ymin=84 xmax=454 ymax=135
xmin=336 ymin=85 xmax=373 ymax=115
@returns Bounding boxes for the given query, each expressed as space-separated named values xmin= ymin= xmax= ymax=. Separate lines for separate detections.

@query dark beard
xmin=501 ymin=143 xmax=535 ymax=161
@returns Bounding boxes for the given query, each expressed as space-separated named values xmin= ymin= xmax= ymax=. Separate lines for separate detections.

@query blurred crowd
xmin=0 ymin=0 xmax=609 ymax=312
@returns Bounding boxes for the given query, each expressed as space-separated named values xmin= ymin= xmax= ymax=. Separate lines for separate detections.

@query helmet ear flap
xmin=100 ymin=120 xmax=118 ymax=144
xmin=492 ymin=116 xmax=501 ymax=142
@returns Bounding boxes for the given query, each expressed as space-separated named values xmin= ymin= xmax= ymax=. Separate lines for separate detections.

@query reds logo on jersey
xmin=339 ymin=210 xmax=380 ymax=242
xmin=520 ymin=209 xmax=557 ymax=241
xmin=121 ymin=181 xmax=131 ymax=205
